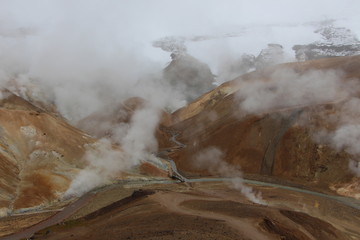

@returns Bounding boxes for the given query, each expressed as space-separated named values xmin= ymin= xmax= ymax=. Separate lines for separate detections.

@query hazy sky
xmin=1 ymin=0 xmax=359 ymax=87
xmin=1 ymin=0 xmax=359 ymax=30
xmin=1 ymin=1 xmax=360 ymax=192
xmin=1 ymin=0 xmax=359 ymax=61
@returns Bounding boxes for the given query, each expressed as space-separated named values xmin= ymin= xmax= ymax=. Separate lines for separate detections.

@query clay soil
xmin=0 ymin=211 xmax=55 ymax=237
xmin=9 ymin=181 xmax=359 ymax=240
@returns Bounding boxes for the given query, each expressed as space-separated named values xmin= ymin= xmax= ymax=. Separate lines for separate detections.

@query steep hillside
xmin=162 ymin=55 xmax=360 ymax=195
xmin=0 ymin=91 xmax=95 ymax=215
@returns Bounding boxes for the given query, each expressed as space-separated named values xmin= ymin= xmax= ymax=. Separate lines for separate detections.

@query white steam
xmin=235 ymin=66 xmax=360 ymax=177
xmin=324 ymin=98 xmax=360 ymax=177
xmin=1 ymin=1 xmax=191 ymax=197
xmin=65 ymin=101 xmax=165 ymax=197
xmin=64 ymin=138 xmax=130 ymax=197
xmin=117 ymin=105 xmax=161 ymax=162
xmin=1 ymin=0 xmax=360 ymax=197
xmin=349 ymin=160 xmax=360 ymax=176
xmin=306 ymin=96 xmax=360 ymax=177
xmin=333 ymin=125 xmax=360 ymax=156
xmin=237 ymin=68 xmax=345 ymax=114
xmin=193 ymin=147 xmax=265 ymax=204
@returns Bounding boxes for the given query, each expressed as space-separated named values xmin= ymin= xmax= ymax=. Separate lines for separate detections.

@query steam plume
xmin=193 ymin=147 xmax=265 ymax=204
xmin=236 ymin=68 xmax=345 ymax=114
xmin=235 ymin=66 xmax=360 ymax=177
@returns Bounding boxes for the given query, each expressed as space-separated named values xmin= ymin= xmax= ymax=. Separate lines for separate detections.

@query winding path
xmin=189 ymin=178 xmax=360 ymax=211
xmin=2 ymin=127 xmax=360 ymax=239
xmin=0 ymin=192 xmax=96 ymax=240
xmin=2 ymin=177 xmax=360 ymax=240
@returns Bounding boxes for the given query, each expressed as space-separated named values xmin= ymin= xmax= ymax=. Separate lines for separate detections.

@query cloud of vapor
xmin=0 ymin=1 xmax=194 ymax=198
xmin=1 ymin=0 xmax=360 ymax=199
xmin=348 ymin=160 xmax=360 ymax=177
xmin=193 ymin=147 xmax=265 ymax=204
xmin=64 ymin=100 xmax=167 ymax=197
xmin=317 ymin=98 xmax=360 ymax=177
xmin=1 ymin=0 xmax=359 ymax=113
xmin=332 ymin=124 xmax=360 ymax=156
xmin=236 ymin=68 xmax=346 ymax=115
xmin=0 ymin=1 xmax=189 ymax=122
xmin=64 ymin=138 xmax=130 ymax=198
xmin=234 ymin=64 xmax=360 ymax=177
xmin=326 ymin=124 xmax=360 ymax=177
xmin=117 ymin=104 xmax=161 ymax=161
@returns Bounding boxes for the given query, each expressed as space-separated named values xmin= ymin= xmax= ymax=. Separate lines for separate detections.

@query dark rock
xmin=293 ymin=25 xmax=360 ymax=61
xmin=255 ymin=43 xmax=284 ymax=70
xmin=163 ymin=53 xmax=215 ymax=102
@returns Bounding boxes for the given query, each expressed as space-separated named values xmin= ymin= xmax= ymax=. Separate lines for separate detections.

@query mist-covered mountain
xmin=293 ymin=24 xmax=360 ymax=61
xmin=2 ymin=51 xmax=360 ymax=240
xmin=1 ymin=2 xmax=360 ymax=237
xmin=160 ymin=55 xmax=360 ymax=200
xmin=0 ymin=90 xmax=95 ymax=216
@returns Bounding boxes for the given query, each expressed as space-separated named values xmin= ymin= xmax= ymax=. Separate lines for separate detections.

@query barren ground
xmin=2 ymin=180 xmax=359 ymax=240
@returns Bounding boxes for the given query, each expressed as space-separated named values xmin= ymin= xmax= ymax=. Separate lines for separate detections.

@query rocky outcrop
xmin=293 ymin=25 xmax=360 ymax=61
xmin=153 ymin=36 xmax=216 ymax=102
xmin=255 ymin=43 xmax=285 ymax=70
xmin=217 ymin=44 xmax=284 ymax=82
xmin=163 ymin=53 xmax=215 ymax=102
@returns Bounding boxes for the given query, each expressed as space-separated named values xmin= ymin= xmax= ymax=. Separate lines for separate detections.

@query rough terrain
xmin=1 ymin=55 xmax=360 ymax=239
xmin=2 ymin=181 xmax=359 ymax=240
xmin=163 ymin=55 xmax=360 ymax=198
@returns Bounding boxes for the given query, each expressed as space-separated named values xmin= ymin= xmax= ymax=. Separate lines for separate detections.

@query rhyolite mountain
xmin=0 ymin=90 xmax=95 ymax=216
xmin=159 ymin=55 xmax=360 ymax=199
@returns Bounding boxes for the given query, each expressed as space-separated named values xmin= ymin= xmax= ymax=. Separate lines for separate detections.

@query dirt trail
xmin=0 ymin=192 xmax=96 ymax=240
xmin=157 ymin=129 xmax=188 ymax=182
xmin=150 ymin=191 xmax=272 ymax=240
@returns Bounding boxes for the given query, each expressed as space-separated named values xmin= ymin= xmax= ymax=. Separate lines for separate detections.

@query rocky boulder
xmin=163 ymin=53 xmax=215 ymax=102
xmin=293 ymin=25 xmax=360 ymax=61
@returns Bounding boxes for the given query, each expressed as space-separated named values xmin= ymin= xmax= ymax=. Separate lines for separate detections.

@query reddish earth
xmin=4 ymin=181 xmax=359 ymax=240
xmin=138 ymin=162 xmax=169 ymax=178
xmin=1 ymin=56 xmax=360 ymax=239
xmin=158 ymin=55 xmax=360 ymax=194
xmin=0 ymin=91 xmax=95 ymax=212
xmin=0 ymin=211 xmax=55 ymax=237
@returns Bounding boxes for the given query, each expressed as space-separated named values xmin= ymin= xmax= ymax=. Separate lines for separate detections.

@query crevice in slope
xmin=261 ymin=110 xmax=302 ymax=175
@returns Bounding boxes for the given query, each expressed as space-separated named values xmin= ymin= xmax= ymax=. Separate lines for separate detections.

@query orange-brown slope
xmin=30 ymin=187 xmax=357 ymax=240
xmin=77 ymin=96 xmax=173 ymax=149
xmin=162 ymin=55 xmax=360 ymax=190
xmin=171 ymin=55 xmax=360 ymax=125
xmin=0 ymin=91 xmax=95 ymax=214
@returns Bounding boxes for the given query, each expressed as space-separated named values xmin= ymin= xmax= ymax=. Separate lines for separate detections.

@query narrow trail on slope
xmin=156 ymin=128 xmax=188 ymax=182
xmin=189 ymin=178 xmax=360 ymax=211
xmin=159 ymin=125 xmax=360 ymax=211
xmin=150 ymin=191 xmax=273 ymax=240
xmin=0 ymin=192 xmax=97 ymax=240
xmin=4 ymin=117 xmax=360 ymax=239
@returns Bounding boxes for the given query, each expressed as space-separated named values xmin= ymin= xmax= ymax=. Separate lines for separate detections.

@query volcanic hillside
xmin=161 ymin=55 xmax=360 ymax=197
xmin=1 ymin=56 xmax=360 ymax=240
xmin=0 ymin=90 xmax=96 ymax=215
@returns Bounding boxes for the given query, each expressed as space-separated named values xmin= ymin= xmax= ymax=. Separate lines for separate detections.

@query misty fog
xmin=1 ymin=0 xmax=360 ymax=197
